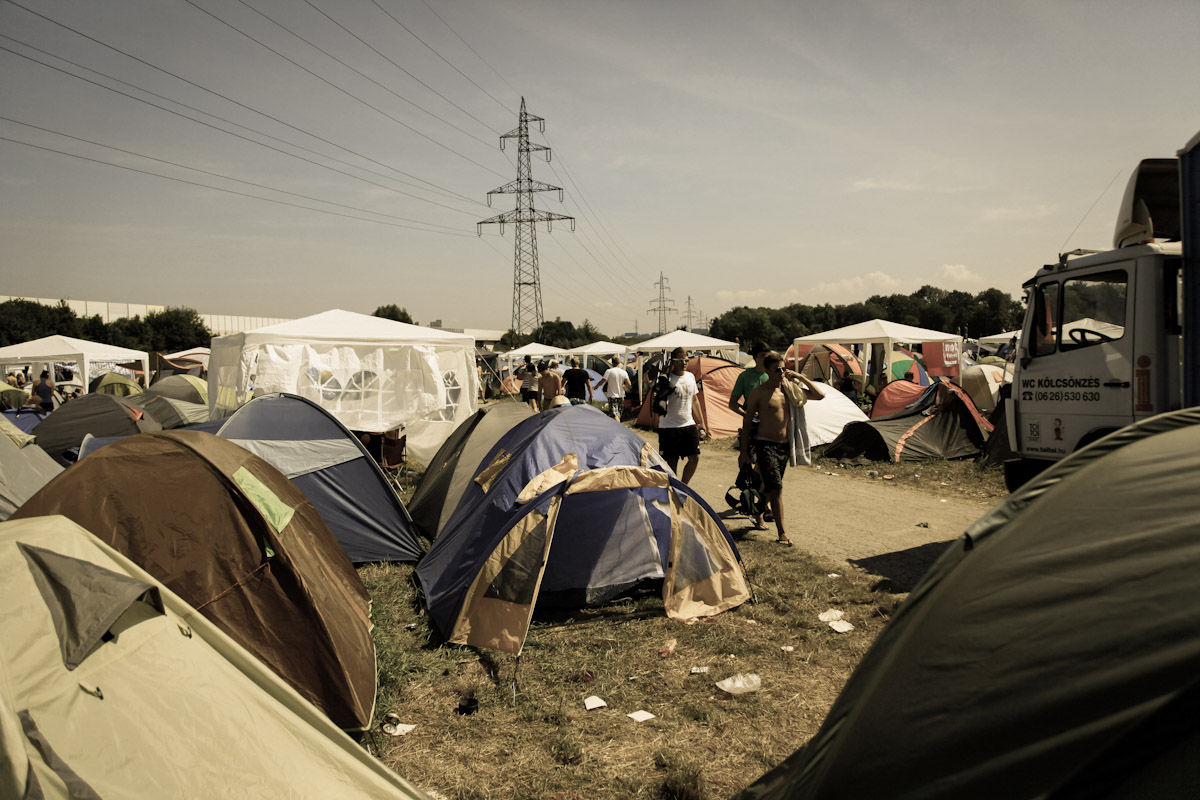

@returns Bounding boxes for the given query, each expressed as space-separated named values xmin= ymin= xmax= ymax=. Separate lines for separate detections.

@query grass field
xmin=358 ymin=458 xmax=1006 ymax=799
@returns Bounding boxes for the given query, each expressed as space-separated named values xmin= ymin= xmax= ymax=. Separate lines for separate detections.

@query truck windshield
xmin=1060 ymin=270 xmax=1128 ymax=350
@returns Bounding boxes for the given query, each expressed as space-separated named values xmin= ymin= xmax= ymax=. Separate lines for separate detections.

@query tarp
xmin=824 ymin=382 xmax=992 ymax=462
xmin=740 ymin=407 xmax=1200 ymax=800
xmin=12 ymin=431 xmax=377 ymax=731
xmin=417 ymin=404 xmax=750 ymax=654
xmin=0 ymin=515 xmax=428 ymax=799
xmin=217 ymin=393 xmax=421 ymax=563
xmin=0 ymin=334 xmax=150 ymax=389
xmin=0 ymin=415 xmax=61 ymax=521
xmin=208 ymin=309 xmax=476 ymax=465
xmin=408 ymin=402 xmax=536 ymax=540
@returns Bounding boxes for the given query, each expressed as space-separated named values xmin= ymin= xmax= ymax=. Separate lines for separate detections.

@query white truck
xmin=1004 ymin=130 xmax=1200 ymax=491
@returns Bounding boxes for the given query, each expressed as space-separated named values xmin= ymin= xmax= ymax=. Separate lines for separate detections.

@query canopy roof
xmin=237 ymin=309 xmax=472 ymax=345
xmin=500 ymin=342 xmax=570 ymax=359
xmin=794 ymin=319 xmax=960 ymax=346
xmin=629 ymin=330 xmax=739 ymax=355
xmin=567 ymin=340 xmax=628 ymax=356
xmin=0 ymin=335 xmax=149 ymax=387
xmin=977 ymin=329 xmax=1021 ymax=345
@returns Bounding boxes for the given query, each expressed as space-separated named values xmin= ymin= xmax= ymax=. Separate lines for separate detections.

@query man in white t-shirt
xmin=657 ymin=347 xmax=700 ymax=484
xmin=595 ymin=356 xmax=631 ymax=421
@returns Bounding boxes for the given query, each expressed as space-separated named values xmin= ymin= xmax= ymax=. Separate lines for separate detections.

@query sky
xmin=3 ymin=0 xmax=1200 ymax=337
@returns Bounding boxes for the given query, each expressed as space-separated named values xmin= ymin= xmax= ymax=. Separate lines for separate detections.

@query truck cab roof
xmin=1025 ymin=241 xmax=1182 ymax=286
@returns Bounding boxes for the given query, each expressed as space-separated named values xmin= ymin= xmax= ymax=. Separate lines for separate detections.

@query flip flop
xmin=776 ymin=537 xmax=793 ymax=547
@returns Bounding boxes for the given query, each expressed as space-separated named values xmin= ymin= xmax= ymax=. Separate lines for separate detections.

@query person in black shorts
xmin=518 ymin=355 xmax=539 ymax=411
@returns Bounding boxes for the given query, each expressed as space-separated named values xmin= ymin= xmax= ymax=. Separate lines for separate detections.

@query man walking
xmin=562 ymin=357 xmax=593 ymax=405
xmin=728 ymin=341 xmax=771 ymax=530
xmin=595 ymin=356 xmax=631 ymax=420
xmin=518 ymin=355 xmax=539 ymax=412
xmin=658 ymin=347 xmax=700 ymax=484
xmin=739 ymin=352 xmax=824 ymax=546
xmin=537 ymin=361 xmax=563 ymax=410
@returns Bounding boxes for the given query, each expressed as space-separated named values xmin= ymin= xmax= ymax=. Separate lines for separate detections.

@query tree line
xmin=707 ymin=286 xmax=1023 ymax=348
xmin=0 ymin=299 xmax=211 ymax=353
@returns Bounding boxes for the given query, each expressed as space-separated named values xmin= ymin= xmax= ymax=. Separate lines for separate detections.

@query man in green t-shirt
xmin=729 ymin=341 xmax=771 ymax=531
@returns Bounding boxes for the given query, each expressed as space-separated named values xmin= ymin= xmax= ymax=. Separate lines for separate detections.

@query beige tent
xmin=0 ymin=416 xmax=61 ymax=521
xmin=0 ymin=515 xmax=429 ymax=799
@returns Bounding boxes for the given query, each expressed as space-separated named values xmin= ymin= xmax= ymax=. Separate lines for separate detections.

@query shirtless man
xmin=537 ymin=361 xmax=563 ymax=410
xmin=738 ymin=352 xmax=824 ymax=546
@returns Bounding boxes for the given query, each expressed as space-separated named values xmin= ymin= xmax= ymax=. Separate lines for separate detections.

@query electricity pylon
xmin=646 ymin=272 xmax=677 ymax=335
xmin=478 ymin=97 xmax=574 ymax=341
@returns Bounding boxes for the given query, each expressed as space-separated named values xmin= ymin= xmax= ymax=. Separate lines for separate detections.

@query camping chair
xmin=380 ymin=429 xmax=409 ymax=491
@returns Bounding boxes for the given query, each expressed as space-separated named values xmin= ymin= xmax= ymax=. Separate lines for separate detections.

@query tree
xmin=144 ymin=307 xmax=211 ymax=352
xmin=373 ymin=305 xmax=413 ymax=324
xmin=106 ymin=316 xmax=149 ymax=350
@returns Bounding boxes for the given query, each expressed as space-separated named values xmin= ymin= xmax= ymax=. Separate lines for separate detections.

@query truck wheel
xmin=1003 ymin=458 xmax=1049 ymax=493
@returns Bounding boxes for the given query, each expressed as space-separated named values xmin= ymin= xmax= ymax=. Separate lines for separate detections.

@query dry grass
xmin=358 ymin=538 xmax=902 ymax=799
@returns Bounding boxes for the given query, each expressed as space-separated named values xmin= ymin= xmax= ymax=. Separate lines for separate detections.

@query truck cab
xmin=1006 ymin=158 xmax=1185 ymax=490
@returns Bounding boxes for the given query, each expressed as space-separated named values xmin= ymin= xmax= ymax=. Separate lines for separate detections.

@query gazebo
xmin=0 ymin=335 xmax=150 ymax=392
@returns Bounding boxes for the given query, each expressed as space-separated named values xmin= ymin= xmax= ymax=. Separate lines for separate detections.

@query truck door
xmin=1014 ymin=266 xmax=1134 ymax=458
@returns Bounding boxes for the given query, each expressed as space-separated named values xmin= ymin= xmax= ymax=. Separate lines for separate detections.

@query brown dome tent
xmin=12 ymin=430 xmax=376 ymax=730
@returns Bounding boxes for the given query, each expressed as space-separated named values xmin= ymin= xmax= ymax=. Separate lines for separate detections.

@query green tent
xmin=0 ymin=515 xmax=428 ymax=799
xmin=88 ymin=371 xmax=142 ymax=396
xmin=740 ymin=407 xmax=1200 ymax=799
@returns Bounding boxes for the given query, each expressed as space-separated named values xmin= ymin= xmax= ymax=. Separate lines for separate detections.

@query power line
xmin=0 ymin=135 xmax=475 ymax=235
xmin=175 ymin=0 xmax=508 ymax=179
xmin=0 ymin=44 xmax=481 ymax=218
xmin=0 ymin=33 xmax=483 ymax=208
xmin=416 ymin=0 xmax=520 ymax=102
xmin=239 ymin=0 xmax=498 ymax=145
xmin=1 ymin=116 xmax=467 ymax=231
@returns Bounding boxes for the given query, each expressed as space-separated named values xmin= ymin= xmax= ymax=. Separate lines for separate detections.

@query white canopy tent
xmin=793 ymin=320 xmax=962 ymax=382
xmin=497 ymin=342 xmax=570 ymax=378
xmin=0 ymin=335 xmax=149 ymax=391
xmin=628 ymin=330 xmax=739 ymax=361
xmin=208 ymin=309 xmax=475 ymax=464
xmin=164 ymin=346 xmax=211 ymax=368
xmin=567 ymin=340 xmax=627 ymax=357
xmin=977 ymin=330 xmax=1021 ymax=346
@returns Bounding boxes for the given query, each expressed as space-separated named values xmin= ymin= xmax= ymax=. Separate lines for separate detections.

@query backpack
xmin=725 ymin=464 xmax=764 ymax=517
xmin=652 ymin=374 xmax=674 ymax=416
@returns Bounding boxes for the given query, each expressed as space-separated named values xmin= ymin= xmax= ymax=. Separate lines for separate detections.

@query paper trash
xmin=690 ymin=666 xmax=709 ymax=674
xmin=828 ymin=620 xmax=855 ymax=633
xmin=818 ymin=609 xmax=844 ymax=622
xmin=627 ymin=710 xmax=656 ymax=722
xmin=584 ymin=696 xmax=607 ymax=711
xmin=716 ymin=673 xmax=762 ymax=695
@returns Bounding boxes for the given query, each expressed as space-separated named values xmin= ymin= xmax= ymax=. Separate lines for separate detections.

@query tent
xmin=217 ymin=393 xmax=421 ymax=563
xmin=0 ymin=416 xmax=61 ymax=521
xmin=12 ymin=430 xmax=377 ymax=731
xmin=794 ymin=320 xmax=962 ymax=385
xmin=88 ymin=371 xmax=142 ymax=396
xmin=146 ymin=373 xmax=208 ymax=404
xmin=628 ymin=330 xmax=739 ymax=362
xmin=417 ymin=404 xmax=750 ymax=654
xmin=1 ymin=407 xmax=46 ymax=435
xmin=954 ymin=363 xmax=1008 ymax=415
xmin=739 ymin=407 xmax=1200 ymax=800
xmin=164 ymin=345 xmax=211 ymax=367
xmin=0 ymin=334 xmax=150 ymax=389
xmin=0 ymin=388 xmax=30 ymax=410
xmin=33 ymin=392 xmax=161 ymax=465
xmin=408 ymin=402 xmax=536 ymax=539
xmin=786 ymin=342 xmax=865 ymax=380
xmin=977 ymin=329 xmax=1021 ymax=345
xmin=208 ymin=309 xmax=476 ymax=465
xmin=824 ymin=382 xmax=992 ymax=462
xmin=0 ymin=515 xmax=428 ymax=799
xmin=869 ymin=378 xmax=927 ymax=419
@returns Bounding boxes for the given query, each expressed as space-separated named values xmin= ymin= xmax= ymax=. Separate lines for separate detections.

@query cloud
xmin=715 ymin=288 xmax=770 ymax=303
xmin=849 ymin=177 xmax=971 ymax=193
xmin=808 ymin=271 xmax=903 ymax=302
xmin=939 ymin=263 xmax=982 ymax=284
xmin=980 ymin=204 xmax=1055 ymax=221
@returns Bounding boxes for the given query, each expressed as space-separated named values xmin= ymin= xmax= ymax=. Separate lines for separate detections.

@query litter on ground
xmin=716 ymin=674 xmax=761 ymax=695
xmin=627 ymin=710 xmax=655 ymax=722
xmin=584 ymin=696 xmax=607 ymax=711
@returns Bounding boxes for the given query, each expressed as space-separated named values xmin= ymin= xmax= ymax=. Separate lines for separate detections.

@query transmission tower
xmin=646 ymin=272 xmax=677 ymax=335
xmin=478 ymin=98 xmax=574 ymax=342
xmin=682 ymin=295 xmax=698 ymax=331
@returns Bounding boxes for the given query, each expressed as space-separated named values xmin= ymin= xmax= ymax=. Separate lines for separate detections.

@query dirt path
xmin=638 ymin=432 xmax=997 ymax=591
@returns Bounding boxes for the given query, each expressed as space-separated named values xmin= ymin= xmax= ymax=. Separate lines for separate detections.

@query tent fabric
xmin=87 ymin=371 xmax=142 ymax=396
xmin=408 ymin=402 xmax=535 ymax=539
xmin=954 ymin=363 xmax=1007 ymax=414
xmin=208 ymin=309 xmax=476 ymax=465
xmin=146 ymin=373 xmax=208 ymax=404
xmin=794 ymin=319 xmax=961 ymax=345
xmin=217 ymin=393 xmax=421 ymax=563
xmin=416 ymin=404 xmax=749 ymax=655
xmin=1 ymin=407 xmax=46 ymax=435
xmin=0 ymin=516 xmax=428 ymax=799
xmin=786 ymin=343 xmax=864 ymax=379
xmin=628 ymin=330 xmax=739 ymax=363
xmin=739 ymin=407 xmax=1200 ymax=800
xmin=824 ymin=382 xmax=992 ymax=462
xmin=32 ymin=393 xmax=161 ymax=465
xmin=567 ymin=340 xmax=628 ymax=357
xmin=869 ymin=379 xmax=927 ymax=419
xmin=0 ymin=416 xmax=62 ymax=521
xmin=11 ymin=431 xmax=377 ymax=731
xmin=977 ymin=329 xmax=1021 ymax=345
xmin=0 ymin=335 xmax=150 ymax=390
